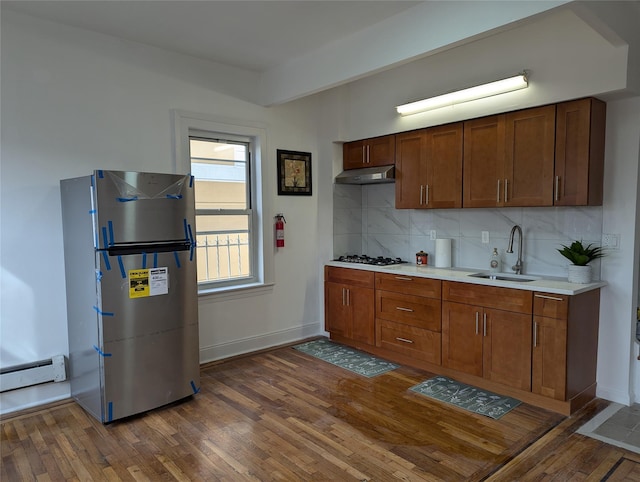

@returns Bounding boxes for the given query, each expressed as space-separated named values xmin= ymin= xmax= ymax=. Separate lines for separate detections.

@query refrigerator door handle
xmin=107 ymin=240 xmax=191 ymax=256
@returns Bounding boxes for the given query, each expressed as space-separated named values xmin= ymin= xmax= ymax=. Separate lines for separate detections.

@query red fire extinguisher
xmin=275 ymin=214 xmax=286 ymax=248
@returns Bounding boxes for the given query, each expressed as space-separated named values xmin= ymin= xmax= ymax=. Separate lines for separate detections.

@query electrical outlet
xmin=430 ymin=230 xmax=437 ymax=240
xmin=602 ymin=233 xmax=620 ymax=249
xmin=482 ymin=231 xmax=489 ymax=244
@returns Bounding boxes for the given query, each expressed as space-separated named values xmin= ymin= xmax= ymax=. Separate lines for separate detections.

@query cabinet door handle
xmin=504 ymin=179 xmax=508 ymax=203
xmin=534 ymin=294 xmax=564 ymax=301
xmin=475 ymin=312 xmax=479 ymax=335
xmin=533 ymin=321 xmax=538 ymax=347
xmin=483 ymin=312 xmax=487 ymax=337
xmin=366 ymin=145 xmax=370 ymax=164
xmin=497 ymin=179 xmax=501 ymax=203
xmin=420 ymin=185 xmax=424 ymax=206
xmin=555 ymin=176 xmax=560 ymax=201
xmin=395 ymin=307 xmax=414 ymax=312
xmin=394 ymin=276 xmax=413 ymax=281
xmin=396 ymin=337 xmax=414 ymax=344
xmin=346 ymin=289 xmax=350 ymax=306
xmin=342 ymin=288 xmax=345 ymax=305
xmin=425 ymin=184 xmax=430 ymax=205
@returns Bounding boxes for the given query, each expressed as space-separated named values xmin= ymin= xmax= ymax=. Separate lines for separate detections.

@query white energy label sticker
xmin=149 ymin=267 xmax=169 ymax=296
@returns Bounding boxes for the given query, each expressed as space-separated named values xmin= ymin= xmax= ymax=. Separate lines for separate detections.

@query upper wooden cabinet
xmin=463 ymin=105 xmax=556 ymax=208
xmin=343 ymin=135 xmax=395 ymax=170
xmin=554 ymin=98 xmax=606 ymax=206
xmin=395 ymin=123 xmax=463 ymax=209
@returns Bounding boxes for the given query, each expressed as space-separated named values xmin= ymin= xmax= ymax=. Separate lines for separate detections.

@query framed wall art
xmin=277 ymin=149 xmax=312 ymax=196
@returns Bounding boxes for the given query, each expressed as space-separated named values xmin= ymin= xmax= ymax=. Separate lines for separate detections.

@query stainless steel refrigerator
xmin=60 ymin=170 xmax=200 ymax=423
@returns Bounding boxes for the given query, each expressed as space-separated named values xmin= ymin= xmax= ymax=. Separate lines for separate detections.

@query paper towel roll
xmin=435 ymin=238 xmax=452 ymax=268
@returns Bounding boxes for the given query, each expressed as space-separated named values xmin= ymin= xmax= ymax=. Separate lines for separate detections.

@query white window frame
xmin=173 ymin=110 xmax=274 ymax=299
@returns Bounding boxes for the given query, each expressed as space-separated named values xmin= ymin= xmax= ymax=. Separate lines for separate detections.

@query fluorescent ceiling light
xmin=396 ymin=72 xmax=529 ymax=116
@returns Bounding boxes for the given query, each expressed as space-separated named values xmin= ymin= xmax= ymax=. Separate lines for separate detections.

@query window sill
xmin=198 ymin=282 xmax=275 ymax=302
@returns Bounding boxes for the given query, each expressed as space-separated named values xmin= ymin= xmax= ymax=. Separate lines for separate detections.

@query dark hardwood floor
xmin=2 ymin=342 xmax=640 ymax=481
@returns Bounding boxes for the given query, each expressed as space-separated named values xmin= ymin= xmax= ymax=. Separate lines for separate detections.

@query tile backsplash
xmin=333 ymin=183 xmax=604 ymax=279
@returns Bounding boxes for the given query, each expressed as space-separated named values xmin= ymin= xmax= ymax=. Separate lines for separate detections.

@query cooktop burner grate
xmin=334 ymin=255 xmax=407 ymax=266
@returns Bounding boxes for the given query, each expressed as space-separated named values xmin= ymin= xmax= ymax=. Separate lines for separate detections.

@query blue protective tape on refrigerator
xmin=190 ymin=244 xmax=194 ymax=262
xmin=118 ymin=256 xmax=126 ymax=278
xmin=96 ymin=270 xmax=103 ymax=282
xmin=93 ymin=306 xmax=114 ymax=317
xmin=153 ymin=252 xmax=158 ymax=268
xmin=183 ymin=219 xmax=189 ymax=241
xmin=190 ymin=380 xmax=200 ymax=394
xmin=166 ymin=194 xmax=182 ymax=199
xmin=97 ymin=170 xmax=104 ymax=179
xmin=91 ymin=174 xmax=95 ymax=187
xmin=117 ymin=196 xmax=138 ymax=202
xmin=108 ymin=221 xmax=114 ymax=246
xmin=93 ymin=345 xmax=112 ymax=357
xmin=107 ymin=402 xmax=113 ymax=423
xmin=101 ymin=227 xmax=108 ymax=250
xmin=142 ymin=253 xmax=147 ymax=269
xmin=189 ymin=175 xmax=194 ymax=188
xmin=101 ymin=251 xmax=111 ymax=271
xmin=174 ymin=251 xmax=181 ymax=268
xmin=89 ymin=209 xmax=96 ymax=214
xmin=187 ymin=223 xmax=194 ymax=245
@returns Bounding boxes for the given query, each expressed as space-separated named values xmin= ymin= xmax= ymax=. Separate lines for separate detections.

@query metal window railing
xmin=196 ymin=230 xmax=250 ymax=283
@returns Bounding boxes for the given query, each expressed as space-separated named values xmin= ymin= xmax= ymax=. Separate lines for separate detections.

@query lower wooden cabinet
xmin=325 ymin=267 xmax=375 ymax=346
xmin=375 ymin=273 xmax=442 ymax=365
xmin=532 ymin=290 xmax=600 ymax=403
xmin=441 ymin=301 xmax=532 ymax=390
xmin=325 ymin=266 xmax=601 ymax=415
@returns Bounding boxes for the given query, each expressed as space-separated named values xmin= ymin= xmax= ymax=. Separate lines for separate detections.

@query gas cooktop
xmin=334 ymin=255 xmax=407 ymax=266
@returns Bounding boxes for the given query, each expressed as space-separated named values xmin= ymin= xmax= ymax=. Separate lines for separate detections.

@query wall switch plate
xmin=430 ymin=230 xmax=437 ymax=241
xmin=482 ymin=231 xmax=489 ymax=244
xmin=602 ymin=233 xmax=620 ymax=250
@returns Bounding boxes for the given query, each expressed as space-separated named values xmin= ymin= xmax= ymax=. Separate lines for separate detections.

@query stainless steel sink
xmin=468 ymin=272 xmax=540 ymax=283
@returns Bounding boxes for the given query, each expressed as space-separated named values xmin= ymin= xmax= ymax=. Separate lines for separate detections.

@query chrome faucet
xmin=506 ymin=224 xmax=523 ymax=274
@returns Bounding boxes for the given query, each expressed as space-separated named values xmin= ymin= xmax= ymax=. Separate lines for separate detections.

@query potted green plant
xmin=557 ymin=240 xmax=605 ymax=283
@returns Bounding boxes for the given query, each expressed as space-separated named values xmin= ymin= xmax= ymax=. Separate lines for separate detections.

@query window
xmin=173 ymin=110 xmax=272 ymax=295
xmin=190 ymin=135 xmax=254 ymax=288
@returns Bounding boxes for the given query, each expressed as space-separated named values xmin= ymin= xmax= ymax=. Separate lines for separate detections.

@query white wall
xmin=599 ymin=97 xmax=640 ymax=404
xmin=0 ymin=11 xmax=326 ymax=414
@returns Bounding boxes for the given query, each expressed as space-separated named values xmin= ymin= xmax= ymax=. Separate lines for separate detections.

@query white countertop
xmin=325 ymin=261 xmax=606 ymax=295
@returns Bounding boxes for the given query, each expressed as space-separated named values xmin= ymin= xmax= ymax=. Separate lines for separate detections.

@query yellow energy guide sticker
xmin=128 ymin=268 xmax=169 ymax=298
xmin=129 ymin=269 xmax=150 ymax=298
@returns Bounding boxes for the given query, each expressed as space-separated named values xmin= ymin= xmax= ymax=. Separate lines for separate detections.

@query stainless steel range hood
xmin=335 ymin=165 xmax=395 ymax=185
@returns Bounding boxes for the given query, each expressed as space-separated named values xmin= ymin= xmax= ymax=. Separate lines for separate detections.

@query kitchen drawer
xmin=377 ymin=319 xmax=441 ymax=365
xmin=533 ymin=292 xmax=569 ymax=320
xmin=442 ymin=281 xmax=532 ymax=314
xmin=325 ymin=266 xmax=374 ymax=288
xmin=376 ymin=290 xmax=441 ymax=331
xmin=375 ymin=272 xmax=441 ymax=298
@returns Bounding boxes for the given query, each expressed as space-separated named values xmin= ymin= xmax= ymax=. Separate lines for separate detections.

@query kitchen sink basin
xmin=468 ymin=272 xmax=540 ymax=283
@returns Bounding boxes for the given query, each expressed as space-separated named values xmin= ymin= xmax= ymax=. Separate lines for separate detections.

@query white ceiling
xmin=2 ymin=1 xmax=421 ymax=72
xmin=3 ymin=1 xmax=639 ymax=105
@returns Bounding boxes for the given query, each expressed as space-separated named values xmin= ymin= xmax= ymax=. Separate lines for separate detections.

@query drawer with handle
xmin=375 ymin=273 xmax=441 ymax=298
xmin=376 ymin=290 xmax=441 ymax=331
xmin=533 ymin=292 xmax=569 ymax=319
xmin=376 ymin=319 xmax=441 ymax=365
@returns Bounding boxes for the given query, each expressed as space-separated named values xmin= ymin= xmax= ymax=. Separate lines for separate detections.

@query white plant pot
xmin=568 ymin=265 xmax=592 ymax=284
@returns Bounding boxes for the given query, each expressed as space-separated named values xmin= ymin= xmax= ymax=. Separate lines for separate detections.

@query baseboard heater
xmin=0 ymin=355 xmax=68 ymax=392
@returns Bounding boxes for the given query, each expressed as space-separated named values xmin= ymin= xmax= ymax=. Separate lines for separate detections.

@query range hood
xmin=335 ymin=165 xmax=395 ymax=185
